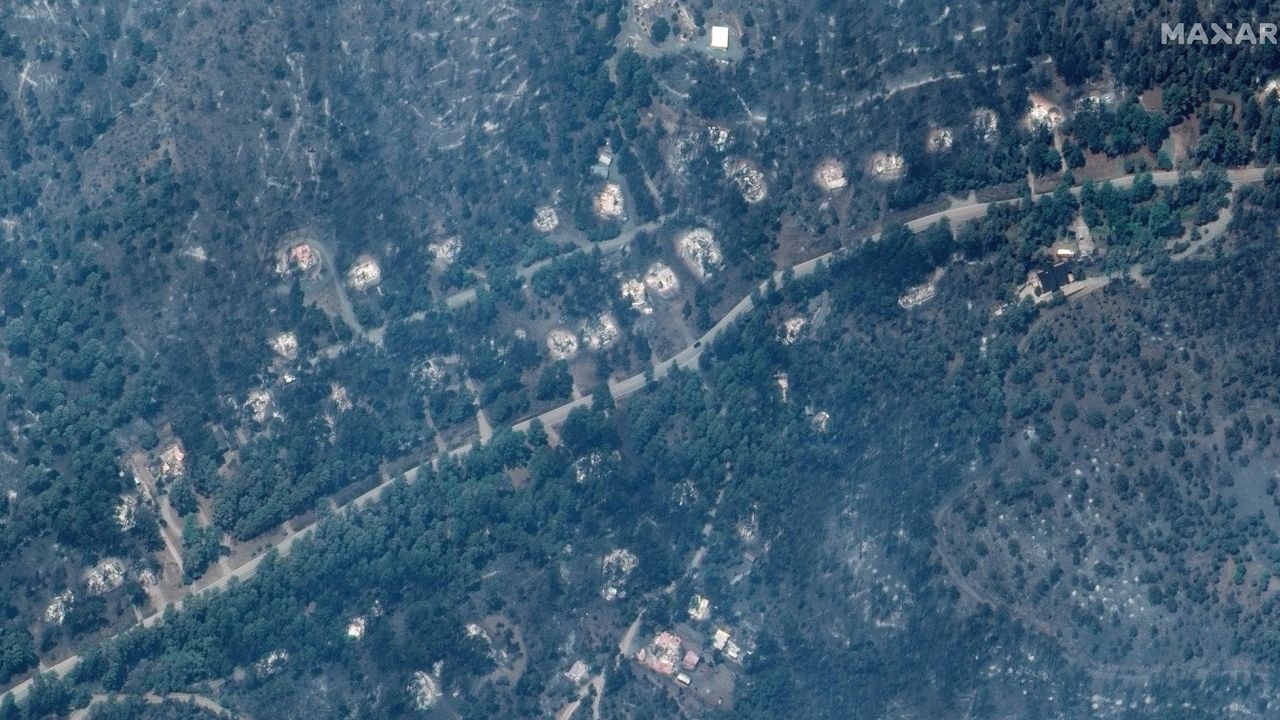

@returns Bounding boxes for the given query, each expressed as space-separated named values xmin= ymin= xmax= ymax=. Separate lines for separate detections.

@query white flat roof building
xmin=710 ymin=26 xmax=730 ymax=50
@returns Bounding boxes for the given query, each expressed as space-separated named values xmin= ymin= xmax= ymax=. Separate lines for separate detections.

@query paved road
xmin=4 ymin=165 xmax=1270 ymax=705
xmin=504 ymin=168 xmax=1272 ymax=427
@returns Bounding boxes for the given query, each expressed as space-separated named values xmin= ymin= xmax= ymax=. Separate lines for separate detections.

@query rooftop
xmin=710 ymin=25 xmax=730 ymax=50
xmin=1035 ymin=261 xmax=1077 ymax=294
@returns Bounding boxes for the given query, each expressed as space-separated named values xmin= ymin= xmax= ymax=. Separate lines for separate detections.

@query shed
xmin=710 ymin=26 xmax=730 ymax=50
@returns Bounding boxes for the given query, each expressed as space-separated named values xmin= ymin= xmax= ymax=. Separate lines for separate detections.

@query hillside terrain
xmin=4 ymin=0 xmax=1280 ymax=718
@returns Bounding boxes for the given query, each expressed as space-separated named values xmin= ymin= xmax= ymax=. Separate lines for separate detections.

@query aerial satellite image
xmin=2 ymin=0 xmax=1280 ymax=718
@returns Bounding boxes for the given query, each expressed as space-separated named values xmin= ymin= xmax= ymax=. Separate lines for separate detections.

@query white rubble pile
xmin=581 ymin=314 xmax=620 ymax=350
xmin=724 ymin=158 xmax=767 ymax=203
xmin=346 ymin=615 xmax=367 ymax=640
xmin=409 ymin=670 xmax=443 ymax=710
xmin=602 ymin=548 xmax=639 ymax=600
xmin=255 ymin=649 xmax=290 ymax=675
xmin=870 ymin=152 xmax=906 ymax=179
xmin=115 ymin=494 xmax=139 ymax=531
xmin=270 ymin=331 xmax=299 ymax=360
xmin=688 ymin=594 xmax=711 ymax=621
xmin=547 ymin=329 xmax=580 ymax=360
xmin=86 ymin=561 xmax=125 ymax=595
xmin=246 ymin=389 xmax=274 ymax=423
xmin=593 ymin=183 xmax=625 ymax=219
xmin=157 ymin=442 xmax=186 ymax=478
xmin=573 ymin=451 xmax=617 ymax=484
xmin=813 ymin=159 xmax=848 ymax=191
xmin=972 ymin=108 xmax=999 ymax=142
xmin=45 ymin=590 xmax=74 ymax=625
xmin=330 ymin=383 xmax=354 ymax=412
xmin=644 ymin=262 xmax=680 ymax=296
xmin=532 ymin=206 xmax=560 ymax=233
xmin=428 ymin=236 xmax=462 ymax=268
xmin=565 ymin=660 xmax=591 ymax=685
xmin=898 ymin=280 xmax=938 ymax=309
xmin=927 ymin=127 xmax=954 ymax=153
xmin=676 ymin=228 xmax=723 ymax=279
xmin=346 ymin=256 xmax=381 ymax=291
xmin=413 ymin=358 xmax=448 ymax=388
xmin=1026 ymin=94 xmax=1064 ymax=130
xmin=707 ymin=124 xmax=730 ymax=151
xmin=620 ymin=279 xmax=653 ymax=314
xmin=781 ymin=317 xmax=806 ymax=345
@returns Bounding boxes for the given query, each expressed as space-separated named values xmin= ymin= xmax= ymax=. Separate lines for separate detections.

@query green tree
xmin=1063 ymin=140 xmax=1086 ymax=169
xmin=526 ymin=419 xmax=548 ymax=447
xmin=535 ymin=361 xmax=574 ymax=401
xmin=650 ymin=18 xmax=671 ymax=44
xmin=181 ymin=517 xmax=228 ymax=583
xmin=169 ymin=478 xmax=198 ymax=517
xmin=0 ymin=622 xmax=35 ymax=683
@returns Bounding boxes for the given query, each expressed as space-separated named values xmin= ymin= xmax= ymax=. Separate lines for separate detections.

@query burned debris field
xmin=5 ymin=0 xmax=1280 ymax=718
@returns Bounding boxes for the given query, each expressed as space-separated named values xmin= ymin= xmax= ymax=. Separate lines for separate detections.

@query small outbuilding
xmin=682 ymin=650 xmax=701 ymax=671
xmin=710 ymin=26 xmax=730 ymax=50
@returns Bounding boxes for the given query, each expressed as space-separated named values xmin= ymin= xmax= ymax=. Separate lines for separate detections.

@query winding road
xmin=3 ymin=165 xmax=1271 ymax=706
xmin=68 ymin=691 xmax=240 ymax=720
xmin=442 ymin=215 xmax=668 ymax=309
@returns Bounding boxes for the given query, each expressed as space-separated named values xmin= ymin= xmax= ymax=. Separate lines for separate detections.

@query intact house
xmin=1034 ymin=260 xmax=1079 ymax=295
